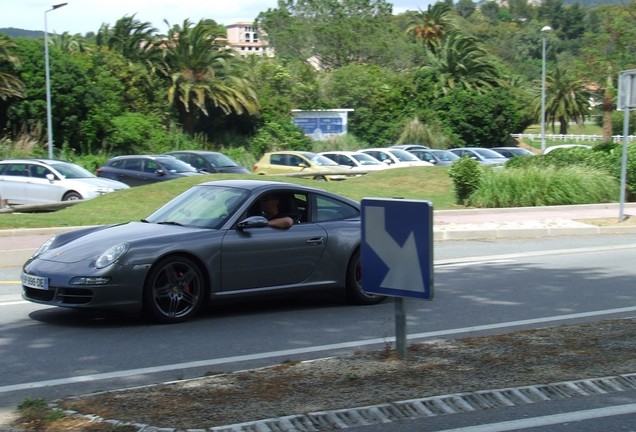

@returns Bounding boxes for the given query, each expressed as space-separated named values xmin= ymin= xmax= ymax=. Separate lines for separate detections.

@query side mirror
xmin=237 ymin=216 xmax=269 ymax=230
xmin=155 ymin=169 xmax=166 ymax=176
xmin=298 ymin=163 xmax=308 ymax=168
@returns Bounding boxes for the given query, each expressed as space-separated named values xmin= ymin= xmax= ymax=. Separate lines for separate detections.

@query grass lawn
xmin=0 ymin=168 xmax=461 ymax=229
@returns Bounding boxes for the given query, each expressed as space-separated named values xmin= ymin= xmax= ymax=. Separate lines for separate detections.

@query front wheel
xmin=345 ymin=249 xmax=386 ymax=305
xmin=143 ymin=256 xmax=205 ymax=323
xmin=62 ymin=191 xmax=82 ymax=201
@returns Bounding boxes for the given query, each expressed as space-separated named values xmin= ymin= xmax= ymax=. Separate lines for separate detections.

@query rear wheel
xmin=143 ymin=256 xmax=205 ymax=323
xmin=345 ymin=249 xmax=386 ymax=305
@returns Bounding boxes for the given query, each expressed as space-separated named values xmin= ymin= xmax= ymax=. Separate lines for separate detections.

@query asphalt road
xmin=2 ymin=233 xmax=636 ymax=430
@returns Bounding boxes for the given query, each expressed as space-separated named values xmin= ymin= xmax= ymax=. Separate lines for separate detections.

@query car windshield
xmin=159 ymin=158 xmax=198 ymax=173
xmin=351 ymin=153 xmax=383 ymax=166
xmin=474 ymin=148 xmax=506 ymax=159
xmin=306 ymin=153 xmax=340 ymax=167
xmin=49 ymin=162 xmax=96 ymax=179
xmin=389 ymin=149 xmax=420 ymax=162
xmin=144 ymin=185 xmax=249 ymax=229
xmin=433 ymin=151 xmax=460 ymax=162
xmin=203 ymin=153 xmax=240 ymax=168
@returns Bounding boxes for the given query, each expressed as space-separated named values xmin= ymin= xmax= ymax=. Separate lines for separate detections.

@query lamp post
xmin=44 ymin=2 xmax=68 ymax=160
xmin=540 ymin=25 xmax=552 ymax=153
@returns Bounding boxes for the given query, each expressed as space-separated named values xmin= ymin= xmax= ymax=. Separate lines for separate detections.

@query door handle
xmin=306 ymin=237 xmax=324 ymax=245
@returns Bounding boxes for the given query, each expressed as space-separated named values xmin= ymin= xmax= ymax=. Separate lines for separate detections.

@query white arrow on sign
xmin=364 ymin=206 xmax=424 ymax=292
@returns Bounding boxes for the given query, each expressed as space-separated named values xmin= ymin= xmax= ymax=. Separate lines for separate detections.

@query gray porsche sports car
xmin=22 ymin=180 xmax=385 ymax=323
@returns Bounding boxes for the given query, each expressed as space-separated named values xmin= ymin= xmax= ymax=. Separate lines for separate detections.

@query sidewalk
xmin=1 ymin=203 xmax=636 ymax=268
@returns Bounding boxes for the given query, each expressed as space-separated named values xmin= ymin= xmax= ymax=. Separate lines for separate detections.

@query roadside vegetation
xmin=1 ymin=142 xmax=631 ymax=230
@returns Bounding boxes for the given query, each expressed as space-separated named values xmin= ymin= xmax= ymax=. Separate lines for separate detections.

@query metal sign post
xmin=617 ymin=70 xmax=636 ymax=222
xmin=361 ymin=198 xmax=434 ymax=360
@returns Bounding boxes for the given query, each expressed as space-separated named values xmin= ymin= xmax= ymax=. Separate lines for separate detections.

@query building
xmin=224 ymin=22 xmax=273 ymax=57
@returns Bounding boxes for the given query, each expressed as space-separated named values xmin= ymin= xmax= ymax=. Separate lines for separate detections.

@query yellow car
xmin=253 ymin=151 xmax=352 ymax=181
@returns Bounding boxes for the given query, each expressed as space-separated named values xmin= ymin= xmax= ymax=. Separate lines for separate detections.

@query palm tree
xmin=51 ymin=32 xmax=91 ymax=55
xmin=0 ymin=35 xmax=25 ymax=100
xmin=406 ymin=3 xmax=454 ymax=53
xmin=162 ymin=19 xmax=259 ymax=134
xmin=419 ymin=32 xmax=503 ymax=97
xmin=96 ymin=15 xmax=159 ymax=64
xmin=538 ymin=65 xmax=592 ymax=135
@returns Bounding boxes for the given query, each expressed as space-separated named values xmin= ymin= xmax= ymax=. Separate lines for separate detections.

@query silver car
xmin=0 ymin=159 xmax=129 ymax=206
xmin=22 ymin=180 xmax=385 ymax=323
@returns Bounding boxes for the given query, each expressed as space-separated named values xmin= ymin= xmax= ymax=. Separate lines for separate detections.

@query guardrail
xmin=512 ymin=134 xmax=636 ymax=143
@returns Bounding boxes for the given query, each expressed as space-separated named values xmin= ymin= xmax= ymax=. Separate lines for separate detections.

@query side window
xmin=270 ymin=154 xmax=285 ymax=166
xmin=29 ymin=165 xmax=49 ymax=178
xmin=337 ymin=155 xmax=353 ymax=167
xmin=122 ymin=159 xmax=142 ymax=171
xmin=292 ymin=193 xmax=308 ymax=223
xmin=288 ymin=155 xmax=303 ymax=167
xmin=144 ymin=161 xmax=158 ymax=173
xmin=315 ymin=195 xmax=359 ymax=222
xmin=6 ymin=164 xmax=28 ymax=177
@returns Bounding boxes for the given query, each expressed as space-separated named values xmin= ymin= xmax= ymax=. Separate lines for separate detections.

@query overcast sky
xmin=1 ymin=0 xmax=430 ymax=35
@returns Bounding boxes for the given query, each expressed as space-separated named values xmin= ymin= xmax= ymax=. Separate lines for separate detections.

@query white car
xmin=319 ymin=151 xmax=391 ymax=174
xmin=0 ymin=159 xmax=129 ymax=206
xmin=359 ymin=148 xmax=434 ymax=168
xmin=543 ymin=144 xmax=591 ymax=154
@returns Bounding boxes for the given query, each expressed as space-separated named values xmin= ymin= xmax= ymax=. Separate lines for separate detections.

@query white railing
xmin=511 ymin=134 xmax=636 ymax=143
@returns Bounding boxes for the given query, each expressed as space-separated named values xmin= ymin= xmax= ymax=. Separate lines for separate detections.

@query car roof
xmin=0 ymin=158 xmax=64 ymax=164
xmin=166 ymin=150 xmax=223 ymax=155
xmin=196 ymin=179 xmax=359 ymax=204
xmin=319 ymin=151 xmax=366 ymax=155
xmin=106 ymin=155 xmax=181 ymax=163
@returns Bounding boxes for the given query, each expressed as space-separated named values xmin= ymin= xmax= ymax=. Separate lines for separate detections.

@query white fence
xmin=512 ymin=134 xmax=636 ymax=143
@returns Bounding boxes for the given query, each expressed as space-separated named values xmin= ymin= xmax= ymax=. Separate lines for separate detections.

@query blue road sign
xmin=361 ymin=198 xmax=434 ymax=300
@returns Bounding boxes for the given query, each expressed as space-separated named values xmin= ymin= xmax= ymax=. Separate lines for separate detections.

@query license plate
xmin=22 ymin=273 xmax=49 ymax=290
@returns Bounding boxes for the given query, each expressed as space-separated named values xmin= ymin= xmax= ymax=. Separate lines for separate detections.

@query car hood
xmin=38 ymin=221 xmax=214 ymax=264
xmin=177 ymin=171 xmax=204 ymax=177
xmin=68 ymin=177 xmax=129 ymax=190
xmin=216 ymin=166 xmax=251 ymax=174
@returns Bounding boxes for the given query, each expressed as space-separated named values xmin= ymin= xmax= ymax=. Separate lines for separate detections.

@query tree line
xmin=0 ymin=0 xmax=635 ymax=165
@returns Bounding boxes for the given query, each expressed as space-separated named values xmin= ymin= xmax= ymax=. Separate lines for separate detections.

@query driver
xmin=260 ymin=193 xmax=294 ymax=229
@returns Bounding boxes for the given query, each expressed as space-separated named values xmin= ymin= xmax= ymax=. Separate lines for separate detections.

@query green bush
xmin=468 ymin=166 xmax=619 ymax=208
xmin=506 ymin=144 xmax=636 ymax=200
xmin=448 ymin=157 xmax=483 ymax=205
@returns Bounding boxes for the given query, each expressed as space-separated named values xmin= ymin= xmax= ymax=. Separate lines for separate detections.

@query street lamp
xmin=540 ymin=25 xmax=552 ymax=153
xmin=44 ymin=2 xmax=68 ymax=160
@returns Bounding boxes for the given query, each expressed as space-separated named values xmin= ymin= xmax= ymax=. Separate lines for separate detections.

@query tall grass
xmin=467 ymin=166 xmax=619 ymax=208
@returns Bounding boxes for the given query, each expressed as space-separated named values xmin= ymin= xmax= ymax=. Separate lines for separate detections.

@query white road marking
xmin=2 ymin=306 xmax=636 ymax=395
xmin=436 ymin=403 xmax=636 ymax=432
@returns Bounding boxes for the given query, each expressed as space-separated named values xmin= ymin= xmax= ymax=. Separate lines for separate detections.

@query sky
xmin=1 ymin=0 xmax=428 ymax=35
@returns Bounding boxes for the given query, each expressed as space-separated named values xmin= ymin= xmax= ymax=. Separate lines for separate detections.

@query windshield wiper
xmin=157 ymin=221 xmax=184 ymax=226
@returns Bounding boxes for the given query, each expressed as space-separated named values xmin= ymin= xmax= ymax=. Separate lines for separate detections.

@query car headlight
xmin=95 ymin=243 xmax=128 ymax=269
xmin=32 ymin=235 xmax=57 ymax=257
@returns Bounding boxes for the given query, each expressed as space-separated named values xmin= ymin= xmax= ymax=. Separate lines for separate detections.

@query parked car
xmin=21 ymin=179 xmax=386 ymax=323
xmin=390 ymin=144 xmax=430 ymax=151
xmin=97 ymin=155 xmax=204 ymax=187
xmin=407 ymin=149 xmax=460 ymax=166
xmin=253 ymin=151 xmax=352 ymax=181
xmin=359 ymin=148 xmax=434 ymax=168
xmin=164 ymin=150 xmax=250 ymax=174
xmin=491 ymin=147 xmax=536 ymax=158
xmin=0 ymin=159 xmax=129 ymax=206
xmin=318 ymin=151 xmax=390 ymax=174
xmin=448 ymin=148 xmax=508 ymax=166
xmin=543 ymin=144 xmax=592 ymax=154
